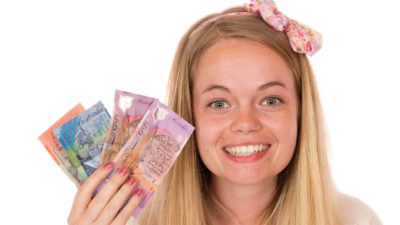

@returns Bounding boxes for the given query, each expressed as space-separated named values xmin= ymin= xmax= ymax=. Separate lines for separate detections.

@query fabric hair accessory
xmin=244 ymin=0 xmax=322 ymax=56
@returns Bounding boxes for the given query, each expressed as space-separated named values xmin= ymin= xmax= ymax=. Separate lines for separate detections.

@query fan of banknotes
xmin=39 ymin=90 xmax=194 ymax=217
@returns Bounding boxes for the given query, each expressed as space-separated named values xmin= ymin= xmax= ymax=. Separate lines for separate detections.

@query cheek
xmin=267 ymin=111 xmax=298 ymax=169
xmin=194 ymin=112 xmax=229 ymax=173
xmin=194 ymin=104 xmax=229 ymax=143
xmin=195 ymin=115 xmax=226 ymax=151
xmin=195 ymin=127 xmax=221 ymax=176
xmin=279 ymin=114 xmax=298 ymax=146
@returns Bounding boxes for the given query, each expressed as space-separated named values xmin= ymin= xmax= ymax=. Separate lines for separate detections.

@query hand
xmin=68 ymin=163 xmax=143 ymax=225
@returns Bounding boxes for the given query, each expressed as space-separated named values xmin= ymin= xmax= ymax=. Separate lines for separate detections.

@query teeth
xmin=224 ymin=144 xmax=269 ymax=156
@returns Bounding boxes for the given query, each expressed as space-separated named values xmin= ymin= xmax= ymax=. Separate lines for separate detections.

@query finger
xmin=69 ymin=162 xmax=114 ymax=219
xmin=110 ymin=188 xmax=145 ymax=225
xmin=94 ymin=176 xmax=138 ymax=225
xmin=83 ymin=167 xmax=130 ymax=222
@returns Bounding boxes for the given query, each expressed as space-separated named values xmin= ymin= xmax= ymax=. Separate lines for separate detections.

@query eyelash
xmin=262 ymin=96 xmax=283 ymax=106
xmin=207 ymin=99 xmax=229 ymax=109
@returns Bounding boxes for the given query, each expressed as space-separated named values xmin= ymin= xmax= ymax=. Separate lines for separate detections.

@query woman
xmin=68 ymin=1 xmax=382 ymax=225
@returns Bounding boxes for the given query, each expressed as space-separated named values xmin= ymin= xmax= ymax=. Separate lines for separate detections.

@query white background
xmin=1 ymin=0 xmax=399 ymax=224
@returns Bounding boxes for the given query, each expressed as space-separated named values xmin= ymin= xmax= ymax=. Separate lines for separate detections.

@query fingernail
xmin=126 ymin=176 xmax=136 ymax=185
xmin=133 ymin=189 xmax=143 ymax=197
xmin=103 ymin=162 xmax=114 ymax=170
xmin=119 ymin=167 xmax=129 ymax=176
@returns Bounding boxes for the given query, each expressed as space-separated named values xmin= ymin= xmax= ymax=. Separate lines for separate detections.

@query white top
xmin=337 ymin=193 xmax=383 ymax=225
xmin=126 ymin=193 xmax=382 ymax=225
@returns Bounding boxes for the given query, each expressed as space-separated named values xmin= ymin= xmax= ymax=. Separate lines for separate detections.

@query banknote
xmin=54 ymin=101 xmax=111 ymax=178
xmin=100 ymin=90 xmax=158 ymax=165
xmin=38 ymin=103 xmax=86 ymax=185
xmin=52 ymin=132 xmax=87 ymax=185
xmin=112 ymin=102 xmax=194 ymax=218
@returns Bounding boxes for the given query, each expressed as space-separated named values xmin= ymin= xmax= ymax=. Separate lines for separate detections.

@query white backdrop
xmin=1 ymin=0 xmax=399 ymax=224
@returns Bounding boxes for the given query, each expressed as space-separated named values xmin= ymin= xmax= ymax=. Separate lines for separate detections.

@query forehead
xmin=193 ymin=38 xmax=294 ymax=89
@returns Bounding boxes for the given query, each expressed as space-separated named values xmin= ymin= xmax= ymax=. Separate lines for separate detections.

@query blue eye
xmin=262 ymin=97 xmax=282 ymax=106
xmin=208 ymin=100 xmax=229 ymax=109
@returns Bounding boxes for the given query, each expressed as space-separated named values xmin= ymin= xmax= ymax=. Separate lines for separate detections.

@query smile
xmin=223 ymin=144 xmax=270 ymax=156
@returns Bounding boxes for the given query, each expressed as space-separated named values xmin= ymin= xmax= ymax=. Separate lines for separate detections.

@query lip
xmin=222 ymin=143 xmax=271 ymax=163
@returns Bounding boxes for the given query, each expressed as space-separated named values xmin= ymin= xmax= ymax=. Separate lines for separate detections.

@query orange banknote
xmin=38 ymin=103 xmax=86 ymax=185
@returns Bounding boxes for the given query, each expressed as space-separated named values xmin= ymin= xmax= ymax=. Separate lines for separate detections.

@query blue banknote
xmin=54 ymin=101 xmax=111 ymax=177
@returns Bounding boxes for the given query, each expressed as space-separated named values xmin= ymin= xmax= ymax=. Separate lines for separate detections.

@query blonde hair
xmin=138 ymin=6 xmax=342 ymax=225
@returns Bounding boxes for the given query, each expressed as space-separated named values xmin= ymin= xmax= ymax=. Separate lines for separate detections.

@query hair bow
xmin=244 ymin=0 xmax=322 ymax=56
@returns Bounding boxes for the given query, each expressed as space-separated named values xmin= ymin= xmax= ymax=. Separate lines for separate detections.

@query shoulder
xmin=337 ymin=193 xmax=382 ymax=225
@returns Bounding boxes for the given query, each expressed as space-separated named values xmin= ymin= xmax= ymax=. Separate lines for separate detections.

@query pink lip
xmin=222 ymin=144 xmax=270 ymax=163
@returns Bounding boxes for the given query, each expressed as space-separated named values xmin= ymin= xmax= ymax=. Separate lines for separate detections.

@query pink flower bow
xmin=244 ymin=0 xmax=322 ymax=56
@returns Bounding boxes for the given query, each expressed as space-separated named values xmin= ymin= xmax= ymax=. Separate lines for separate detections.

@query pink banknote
xmin=100 ymin=90 xmax=158 ymax=165
xmin=113 ymin=102 xmax=194 ymax=217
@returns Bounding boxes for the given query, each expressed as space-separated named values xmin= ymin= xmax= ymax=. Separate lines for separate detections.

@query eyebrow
xmin=202 ymin=81 xmax=287 ymax=94
xmin=258 ymin=81 xmax=287 ymax=90
xmin=202 ymin=85 xmax=230 ymax=94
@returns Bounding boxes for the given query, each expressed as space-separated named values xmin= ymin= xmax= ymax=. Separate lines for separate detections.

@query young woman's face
xmin=193 ymin=39 xmax=299 ymax=185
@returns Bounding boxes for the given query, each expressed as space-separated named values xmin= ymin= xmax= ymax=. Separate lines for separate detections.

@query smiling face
xmin=192 ymin=38 xmax=299 ymax=185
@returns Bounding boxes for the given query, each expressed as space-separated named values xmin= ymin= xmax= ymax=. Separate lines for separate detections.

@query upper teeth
xmin=224 ymin=144 xmax=269 ymax=156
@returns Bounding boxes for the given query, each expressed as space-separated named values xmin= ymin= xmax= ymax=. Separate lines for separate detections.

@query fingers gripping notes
xmin=67 ymin=163 xmax=144 ymax=225
xmin=38 ymin=90 xmax=194 ymax=223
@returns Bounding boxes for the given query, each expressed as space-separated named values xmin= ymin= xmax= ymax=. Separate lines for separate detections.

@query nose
xmin=229 ymin=106 xmax=262 ymax=133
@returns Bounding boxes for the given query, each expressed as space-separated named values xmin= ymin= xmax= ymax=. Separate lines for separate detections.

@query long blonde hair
xmin=138 ymin=6 xmax=342 ymax=225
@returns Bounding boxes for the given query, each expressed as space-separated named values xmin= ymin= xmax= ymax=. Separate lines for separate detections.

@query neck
xmin=208 ymin=177 xmax=277 ymax=225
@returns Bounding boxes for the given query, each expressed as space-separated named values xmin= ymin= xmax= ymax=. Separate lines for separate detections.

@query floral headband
xmin=244 ymin=0 xmax=322 ymax=56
